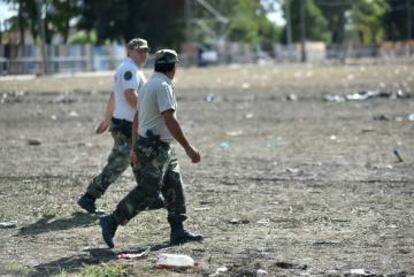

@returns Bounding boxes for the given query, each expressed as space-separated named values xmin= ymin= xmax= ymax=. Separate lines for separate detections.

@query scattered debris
xmin=325 ymin=90 xmax=408 ymax=103
xmin=325 ymin=269 xmax=341 ymax=277
xmin=27 ymin=138 xmax=42 ymax=146
xmin=0 ymin=221 xmax=17 ymax=228
xmin=274 ymin=261 xmax=307 ymax=270
xmin=53 ymin=94 xmax=77 ymax=104
xmin=256 ymin=269 xmax=269 ymax=277
xmin=257 ymin=218 xmax=270 ymax=225
xmin=373 ymin=114 xmax=391 ymax=121
xmin=393 ymin=148 xmax=403 ymax=163
xmin=1 ymin=91 xmax=25 ymax=104
xmin=245 ymin=113 xmax=254 ymax=119
xmin=286 ymin=93 xmax=298 ymax=101
xmin=226 ymin=130 xmax=243 ymax=137
xmin=156 ymin=253 xmax=195 ymax=269
xmin=194 ymin=207 xmax=211 ymax=211
xmin=330 ymin=135 xmax=337 ymax=141
xmin=209 ymin=267 xmax=228 ymax=277
xmin=205 ymin=94 xmax=221 ymax=103
xmin=219 ymin=142 xmax=230 ymax=149
xmin=117 ymin=247 xmax=150 ymax=259
xmin=27 ymin=259 xmax=40 ymax=268
xmin=69 ymin=110 xmax=79 ymax=118
xmin=241 ymin=82 xmax=251 ymax=89
xmin=51 ymin=115 xmax=57 ymax=121
xmin=286 ymin=168 xmax=301 ymax=174
xmin=228 ymin=218 xmax=250 ymax=225
xmin=343 ymin=268 xmax=378 ymax=277
xmin=324 ymin=95 xmax=346 ymax=103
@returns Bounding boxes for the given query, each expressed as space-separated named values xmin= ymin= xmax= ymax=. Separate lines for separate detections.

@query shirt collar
xmin=153 ymin=72 xmax=173 ymax=86
xmin=125 ymin=57 xmax=138 ymax=67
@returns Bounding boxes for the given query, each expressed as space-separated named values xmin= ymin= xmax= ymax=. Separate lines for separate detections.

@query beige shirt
xmin=138 ymin=72 xmax=177 ymax=142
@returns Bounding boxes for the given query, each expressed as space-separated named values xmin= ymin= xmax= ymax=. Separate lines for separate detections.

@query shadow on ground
xmin=29 ymin=242 xmax=171 ymax=276
xmin=18 ymin=212 xmax=98 ymax=236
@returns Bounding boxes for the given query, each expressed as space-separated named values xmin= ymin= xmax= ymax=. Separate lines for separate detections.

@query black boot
xmin=170 ymin=222 xmax=203 ymax=245
xmin=99 ymin=215 xmax=118 ymax=248
xmin=77 ymin=193 xmax=104 ymax=215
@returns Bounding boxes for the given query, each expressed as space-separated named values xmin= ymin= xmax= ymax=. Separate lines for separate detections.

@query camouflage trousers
xmin=86 ymin=129 xmax=140 ymax=199
xmin=112 ymin=137 xmax=187 ymax=225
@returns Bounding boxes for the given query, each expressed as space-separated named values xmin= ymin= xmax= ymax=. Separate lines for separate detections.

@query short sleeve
xmin=121 ymin=67 xmax=140 ymax=91
xmin=156 ymin=82 xmax=176 ymax=113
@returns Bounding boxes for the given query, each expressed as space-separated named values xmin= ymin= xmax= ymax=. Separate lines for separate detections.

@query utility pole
xmin=407 ymin=0 xmax=412 ymax=40
xmin=36 ymin=0 xmax=47 ymax=75
xmin=300 ymin=0 xmax=307 ymax=62
xmin=185 ymin=0 xmax=192 ymax=43
xmin=286 ymin=0 xmax=292 ymax=46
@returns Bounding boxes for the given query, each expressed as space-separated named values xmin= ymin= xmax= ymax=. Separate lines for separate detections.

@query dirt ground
xmin=0 ymin=63 xmax=413 ymax=277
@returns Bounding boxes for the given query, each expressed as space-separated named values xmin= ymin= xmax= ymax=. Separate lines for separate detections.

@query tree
xmin=316 ymin=0 xmax=352 ymax=44
xmin=348 ymin=0 xmax=389 ymax=44
xmin=383 ymin=0 xmax=414 ymax=41
xmin=281 ymin=0 xmax=330 ymax=43
xmin=77 ymin=0 xmax=185 ymax=49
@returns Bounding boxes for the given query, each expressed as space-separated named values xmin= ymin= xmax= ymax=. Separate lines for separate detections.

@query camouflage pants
xmin=112 ymin=137 xmax=187 ymax=225
xmin=86 ymin=129 xmax=140 ymax=199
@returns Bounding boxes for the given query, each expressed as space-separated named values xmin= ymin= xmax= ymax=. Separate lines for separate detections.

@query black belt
xmin=138 ymin=130 xmax=170 ymax=148
xmin=111 ymin=117 xmax=132 ymax=137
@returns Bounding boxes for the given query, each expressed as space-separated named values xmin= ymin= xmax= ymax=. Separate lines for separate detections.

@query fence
xmin=2 ymin=41 xmax=414 ymax=75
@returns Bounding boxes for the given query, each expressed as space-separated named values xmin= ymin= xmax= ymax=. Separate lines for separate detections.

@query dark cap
xmin=127 ymin=38 xmax=149 ymax=50
xmin=155 ymin=49 xmax=179 ymax=64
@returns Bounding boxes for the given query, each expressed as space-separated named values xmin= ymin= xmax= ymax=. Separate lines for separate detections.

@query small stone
xmin=27 ymin=139 xmax=42 ymax=146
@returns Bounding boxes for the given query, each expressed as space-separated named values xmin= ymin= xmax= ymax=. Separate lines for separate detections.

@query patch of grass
xmin=78 ymin=263 xmax=128 ymax=277
xmin=1 ymin=262 xmax=31 ymax=276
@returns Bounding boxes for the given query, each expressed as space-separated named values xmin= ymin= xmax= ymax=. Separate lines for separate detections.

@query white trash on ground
xmin=156 ymin=253 xmax=195 ymax=269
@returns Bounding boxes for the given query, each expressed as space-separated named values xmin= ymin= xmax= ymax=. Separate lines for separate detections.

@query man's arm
xmin=124 ymin=89 xmax=137 ymax=109
xmin=162 ymin=109 xmax=200 ymax=163
xmin=96 ymin=92 xmax=115 ymax=134
xmin=130 ymin=111 xmax=139 ymax=165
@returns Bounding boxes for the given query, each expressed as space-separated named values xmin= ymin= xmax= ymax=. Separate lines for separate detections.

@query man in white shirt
xmin=100 ymin=49 xmax=203 ymax=248
xmin=78 ymin=38 xmax=163 ymax=214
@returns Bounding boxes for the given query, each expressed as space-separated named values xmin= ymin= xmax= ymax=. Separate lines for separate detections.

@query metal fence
xmin=2 ymin=42 xmax=414 ymax=75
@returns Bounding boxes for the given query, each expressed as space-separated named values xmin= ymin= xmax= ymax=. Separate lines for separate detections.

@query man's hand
xmin=96 ymin=119 xmax=110 ymax=134
xmin=185 ymin=145 xmax=201 ymax=163
xmin=130 ymin=149 xmax=140 ymax=165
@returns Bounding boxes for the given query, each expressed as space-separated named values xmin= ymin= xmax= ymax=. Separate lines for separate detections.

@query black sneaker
xmin=170 ymin=230 xmax=203 ymax=245
xmin=99 ymin=215 xmax=118 ymax=248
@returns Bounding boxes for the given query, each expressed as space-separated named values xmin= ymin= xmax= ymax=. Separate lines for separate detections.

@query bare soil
xmin=0 ymin=63 xmax=413 ymax=276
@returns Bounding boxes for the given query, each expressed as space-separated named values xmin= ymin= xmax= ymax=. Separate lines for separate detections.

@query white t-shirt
xmin=138 ymin=72 xmax=177 ymax=142
xmin=112 ymin=57 xmax=146 ymax=122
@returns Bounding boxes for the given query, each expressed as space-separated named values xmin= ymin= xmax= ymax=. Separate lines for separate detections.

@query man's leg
xmin=162 ymin=147 xmax=203 ymax=245
xmin=78 ymin=130 xmax=131 ymax=213
xmin=99 ymin=142 xmax=170 ymax=248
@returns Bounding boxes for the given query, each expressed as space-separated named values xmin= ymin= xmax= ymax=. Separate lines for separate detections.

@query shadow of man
xmin=19 ymin=212 xmax=98 ymax=236
xmin=30 ymin=242 xmax=172 ymax=277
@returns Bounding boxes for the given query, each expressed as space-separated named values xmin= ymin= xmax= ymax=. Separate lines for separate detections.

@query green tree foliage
xmin=316 ymin=0 xmax=352 ymax=44
xmin=383 ymin=0 xmax=414 ymax=41
xmin=4 ymin=0 xmax=78 ymax=44
xmin=348 ymin=0 xmax=389 ymax=44
xmin=281 ymin=0 xmax=330 ymax=43
xmin=77 ymin=0 xmax=185 ymax=49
